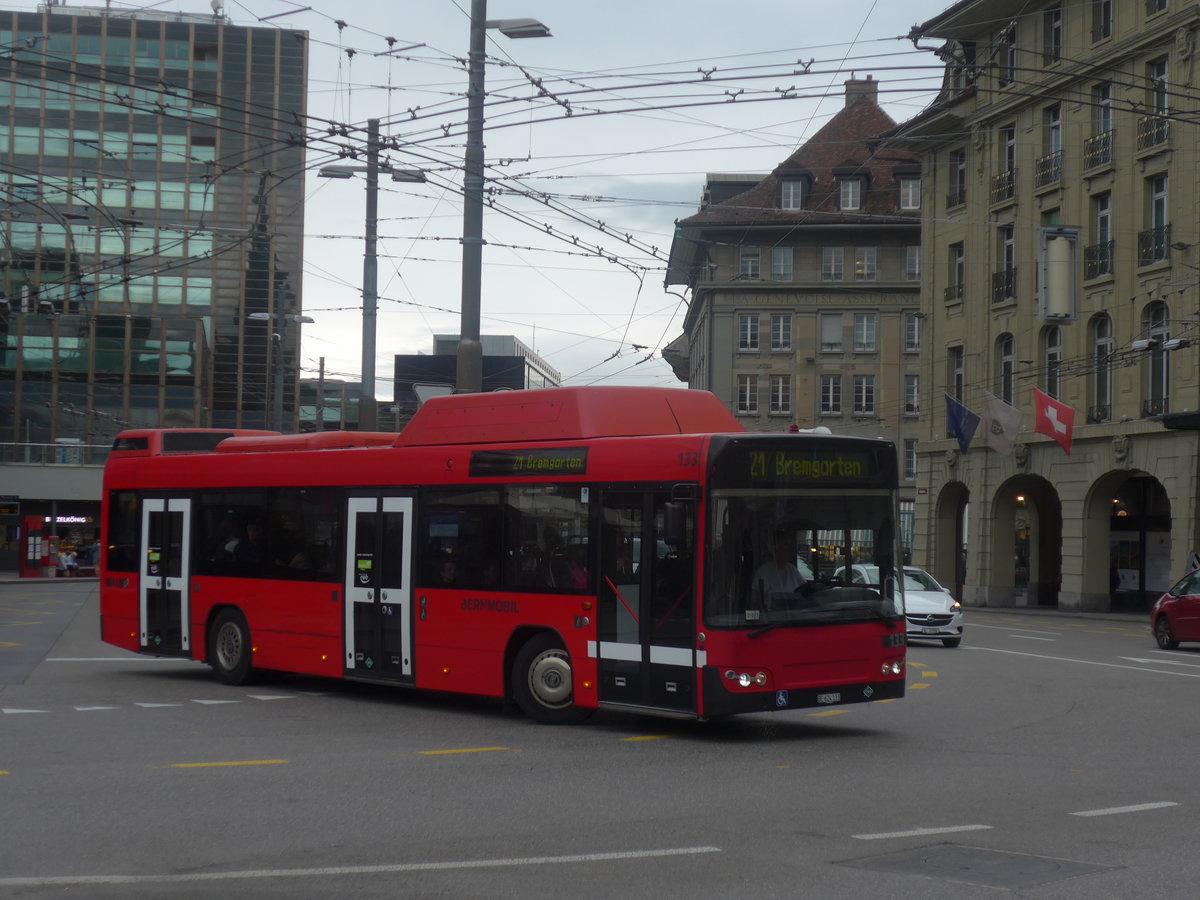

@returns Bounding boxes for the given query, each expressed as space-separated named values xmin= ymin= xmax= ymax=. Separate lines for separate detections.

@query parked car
xmin=1150 ymin=569 xmax=1200 ymax=649
xmin=835 ymin=564 xmax=964 ymax=648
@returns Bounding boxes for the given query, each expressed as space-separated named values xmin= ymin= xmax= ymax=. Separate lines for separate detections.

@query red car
xmin=1151 ymin=570 xmax=1200 ymax=649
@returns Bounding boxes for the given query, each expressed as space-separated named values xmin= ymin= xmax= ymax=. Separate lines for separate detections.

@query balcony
xmin=1136 ymin=116 xmax=1169 ymax=151
xmin=1083 ymin=131 xmax=1112 ymax=169
xmin=1084 ymin=240 xmax=1114 ymax=278
xmin=991 ymin=267 xmax=1017 ymax=303
xmin=990 ymin=169 xmax=1016 ymax=204
xmin=1087 ymin=404 xmax=1110 ymax=424
xmin=1144 ymin=397 xmax=1169 ymax=418
xmin=1034 ymin=150 xmax=1062 ymax=188
xmin=944 ymin=282 xmax=964 ymax=303
xmin=946 ymin=187 xmax=966 ymax=209
xmin=1137 ymin=225 xmax=1171 ymax=266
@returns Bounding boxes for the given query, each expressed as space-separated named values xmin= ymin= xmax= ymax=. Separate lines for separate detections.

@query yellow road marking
xmin=0 ymin=642 xmax=20 ymax=648
xmin=166 ymin=760 xmax=288 ymax=768
xmin=907 ymin=661 xmax=927 ymax=669
xmin=909 ymin=682 xmax=931 ymax=690
xmin=808 ymin=709 xmax=848 ymax=717
xmin=418 ymin=747 xmax=510 ymax=756
xmin=621 ymin=735 xmax=671 ymax=742
xmin=921 ymin=670 xmax=939 ymax=679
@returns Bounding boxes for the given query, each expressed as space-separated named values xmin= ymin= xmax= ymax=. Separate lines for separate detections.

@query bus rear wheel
xmin=513 ymin=634 xmax=592 ymax=725
xmin=209 ymin=609 xmax=255 ymax=685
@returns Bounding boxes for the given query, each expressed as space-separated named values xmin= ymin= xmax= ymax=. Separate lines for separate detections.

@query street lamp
xmin=457 ymin=1 xmax=551 ymax=394
xmin=317 ymin=118 xmax=426 ymax=430
xmin=248 ymin=311 xmax=315 ymax=431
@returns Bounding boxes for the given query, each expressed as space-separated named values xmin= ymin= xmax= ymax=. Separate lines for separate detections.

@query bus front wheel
xmin=513 ymin=634 xmax=592 ymax=725
xmin=209 ymin=609 xmax=255 ymax=685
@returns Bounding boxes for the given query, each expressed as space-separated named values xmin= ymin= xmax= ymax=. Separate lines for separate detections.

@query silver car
xmin=836 ymin=564 xmax=964 ymax=648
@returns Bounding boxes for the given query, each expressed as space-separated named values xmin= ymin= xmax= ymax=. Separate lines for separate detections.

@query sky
xmin=25 ymin=0 xmax=959 ymax=396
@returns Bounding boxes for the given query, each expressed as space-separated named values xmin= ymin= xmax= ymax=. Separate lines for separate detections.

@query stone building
xmin=885 ymin=0 xmax=1200 ymax=611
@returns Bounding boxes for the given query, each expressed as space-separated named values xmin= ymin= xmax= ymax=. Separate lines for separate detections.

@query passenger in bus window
xmin=437 ymin=557 xmax=459 ymax=586
xmin=235 ymin=522 xmax=264 ymax=566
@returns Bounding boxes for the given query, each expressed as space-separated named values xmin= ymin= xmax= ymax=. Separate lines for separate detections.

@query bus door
xmin=597 ymin=491 xmax=696 ymax=712
xmin=344 ymin=496 xmax=414 ymax=681
xmin=139 ymin=498 xmax=192 ymax=655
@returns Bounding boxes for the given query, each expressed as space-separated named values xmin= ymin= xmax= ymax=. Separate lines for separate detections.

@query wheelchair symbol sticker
xmin=775 ymin=690 xmax=789 ymax=708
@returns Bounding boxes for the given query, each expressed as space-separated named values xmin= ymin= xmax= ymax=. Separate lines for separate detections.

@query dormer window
xmin=839 ymin=178 xmax=862 ymax=211
xmin=780 ymin=179 xmax=804 ymax=210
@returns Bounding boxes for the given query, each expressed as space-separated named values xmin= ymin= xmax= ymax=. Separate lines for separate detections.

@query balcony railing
xmin=1034 ymin=150 xmax=1062 ymax=188
xmin=990 ymin=169 xmax=1016 ymax=204
xmin=1138 ymin=225 xmax=1171 ymax=266
xmin=944 ymin=282 xmax=964 ymax=303
xmin=991 ymin=267 xmax=1017 ymax=303
xmin=1083 ymin=130 xmax=1112 ymax=168
xmin=1084 ymin=240 xmax=1114 ymax=278
xmin=1087 ymin=404 xmax=1111 ymax=424
xmin=946 ymin=187 xmax=966 ymax=209
xmin=1136 ymin=115 xmax=1170 ymax=151
xmin=1144 ymin=397 xmax=1169 ymax=417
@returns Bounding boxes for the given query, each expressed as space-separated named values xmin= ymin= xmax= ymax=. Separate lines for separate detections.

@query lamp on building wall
xmin=457 ymin=1 xmax=551 ymax=394
xmin=247 ymin=311 xmax=314 ymax=431
xmin=317 ymin=119 xmax=426 ymax=431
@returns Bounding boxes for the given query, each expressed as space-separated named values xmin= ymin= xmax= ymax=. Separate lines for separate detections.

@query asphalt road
xmin=3 ymin=581 xmax=1197 ymax=899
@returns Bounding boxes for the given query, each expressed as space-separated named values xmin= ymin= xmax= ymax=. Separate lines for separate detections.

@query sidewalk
xmin=966 ymin=604 xmax=1148 ymax=625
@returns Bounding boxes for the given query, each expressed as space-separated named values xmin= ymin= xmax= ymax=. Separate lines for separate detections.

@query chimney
xmin=844 ymin=74 xmax=878 ymax=107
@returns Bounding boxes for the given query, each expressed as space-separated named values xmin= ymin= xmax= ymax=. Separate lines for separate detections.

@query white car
xmin=835 ymin=564 xmax=964 ymax=648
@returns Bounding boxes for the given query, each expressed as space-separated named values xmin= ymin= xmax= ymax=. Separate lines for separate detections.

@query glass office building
xmin=0 ymin=5 xmax=308 ymax=441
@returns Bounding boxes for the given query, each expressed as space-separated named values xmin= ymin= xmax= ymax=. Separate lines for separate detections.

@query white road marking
xmin=1071 ymin=802 xmax=1179 ymax=817
xmin=968 ymin=624 xmax=1061 ymax=636
xmin=968 ymin=646 xmax=1200 ymax=678
xmin=0 ymin=847 xmax=723 ymax=888
xmin=247 ymin=694 xmax=295 ymax=701
xmin=1119 ymin=656 xmax=1200 ymax=669
xmin=1010 ymin=635 xmax=1056 ymax=641
xmin=134 ymin=703 xmax=182 ymax=708
xmin=191 ymin=700 xmax=240 ymax=705
xmin=73 ymin=706 xmax=118 ymax=711
xmin=853 ymin=824 xmax=991 ymax=840
xmin=2 ymin=708 xmax=48 ymax=714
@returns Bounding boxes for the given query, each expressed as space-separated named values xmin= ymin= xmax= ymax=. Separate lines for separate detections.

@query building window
xmin=899 ymin=176 xmax=921 ymax=210
xmin=770 ymin=313 xmax=792 ymax=351
xmin=820 ymin=313 xmax=843 ymax=352
xmin=1140 ymin=174 xmax=1170 ymax=265
xmin=1091 ymin=314 xmax=1112 ymax=422
xmin=905 ymin=313 xmax=921 ymax=352
xmin=769 ymin=375 xmax=791 ymax=414
xmin=1035 ymin=105 xmax=1062 ymax=187
xmin=997 ymin=334 xmax=1015 ymax=404
xmin=822 ymin=246 xmax=844 ymax=281
xmin=853 ymin=375 xmax=875 ymax=415
xmin=739 ymin=246 xmax=760 ymax=279
xmin=738 ymin=314 xmax=759 ymax=351
xmin=998 ymin=24 xmax=1016 ymax=87
xmin=1147 ymin=0 xmax=1168 ymax=15
xmin=839 ymin=178 xmax=862 ymax=211
xmin=992 ymin=125 xmax=1017 ymax=202
xmin=780 ymin=179 xmax=804 ymax=210
xmin=1085 ymin=83 xmax=1113 ymax=167
xmin=1043 ymin=5 xmax=1062 ymax=63
xmin=948 ymin=149 xmax=967 ymax=208
xmin=1138 ymin=57 xmax=1170 ymax=149
xmin=736 ymin=374 xmax=759 ymax=414
xmin=854 ymin=247 xmax=877 ymax=281
xmin=1086 ymin=193 xmax=1113 ymax=277
xmin=770 ymin=247 xmax=793 ymax=281
xmin=904 ymin=375 xmax=920 ymax=415
xmin=1092 ymin=0 xmax=1112 ymax=41
xmin=1146 ymin=302 xmax=1170 ymax=416
xmin=905 ymin=246 xmax=921 ymax=282
xmin=853 ymin=313 xmax=876 ymax=352
xmin=820 ymin=375 xmax=842 ymax=413
xmin=946 ymin=243 xmax=965 ymax=302
xmin=903 ymin=439 xmax=918 ymax=480
xmin=949 ymin=346 xmax=965 ymax=401
xmin=993 ymin=224 xmax=1016 ymax=302
xmin=1045 ymin=326 xmax=1062 ymax=398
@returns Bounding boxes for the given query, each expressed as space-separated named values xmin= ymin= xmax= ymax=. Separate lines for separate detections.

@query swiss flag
xmin=1032 ymin=388 xmax=1074 ymax=455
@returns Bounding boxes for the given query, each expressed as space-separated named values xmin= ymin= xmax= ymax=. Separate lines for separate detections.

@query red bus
xmin=100 ymin=387 xmax=906 ymax=723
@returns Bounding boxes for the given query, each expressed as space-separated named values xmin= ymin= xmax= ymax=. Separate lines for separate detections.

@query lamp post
xmin=248 ymin=311 xmax=314 ymax=431
xmin=319 ymin=121 xmax=425 ymax=431
xmin=457 ymin=2 xmax=551 ymax=394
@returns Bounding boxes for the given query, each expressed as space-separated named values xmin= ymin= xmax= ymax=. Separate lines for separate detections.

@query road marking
xmin=909 ymin=683 xmax=931 ymax=690
xmin=0 ymin=846 xmax=723 ymax=887
xmin=74 ymin=706 xmax=118 ymax=711
xmin=167 ymin=760 xmax=288 ymax=768
xmin=1071 ymin=802 xmax=1179 ymax=817
xmin=192 ymin=699 xmax=240 ymax=705
xmin=1120 ymin=656 xmax=1200 ymax=669
xmin=1011 ymin=635 xmax=1057 ymax=641
xmin=808 ymin=709 xmax=847 ymax=717
xmin=968 ymin=646 xmax=1200 ymax=678
xmin=968 ymin=624 xmax=1060 ymax=636
xmin=621 ymin=735 xmax=671 ymax=742
xmin=418 ymin=747 xmax=510 ymax=755
xmin=134 ymin=702 xmax=182 ymax=708
xmin=247 ymin=694 xmax=295 ymax=701
xmin=2 ymin=708 xmax=48 ymax=714
xmin=921 ymin=670 xmax=938 ymax=678
xmin=853 ymin=824 xmax=992 ymax=840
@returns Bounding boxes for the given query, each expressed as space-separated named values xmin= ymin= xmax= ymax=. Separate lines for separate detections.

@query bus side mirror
xmin=664 ymin=501 xmax=689 ymax=550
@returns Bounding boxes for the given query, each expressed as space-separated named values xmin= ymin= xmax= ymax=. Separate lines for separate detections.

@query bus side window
xmin=419 ymin=488 xmax=501 ymax=590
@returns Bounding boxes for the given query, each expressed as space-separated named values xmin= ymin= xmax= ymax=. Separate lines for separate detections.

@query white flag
xmin=982 ymin=392 xmax=1023 ymax=456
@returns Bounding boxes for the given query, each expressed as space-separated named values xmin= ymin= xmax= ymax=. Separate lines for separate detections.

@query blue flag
xmin=945 ymin=393 xmax=980 ymax=454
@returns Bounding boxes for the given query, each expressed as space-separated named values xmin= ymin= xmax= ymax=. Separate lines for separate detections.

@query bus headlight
xmin=883 ymin=661 xmax=904 ymax=676
xmin=738 ymin=672 xmax=753 ymax=687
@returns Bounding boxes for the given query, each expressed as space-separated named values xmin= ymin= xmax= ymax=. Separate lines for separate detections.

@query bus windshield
xmin=705 ymin=490 xmax=903 ymax=629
